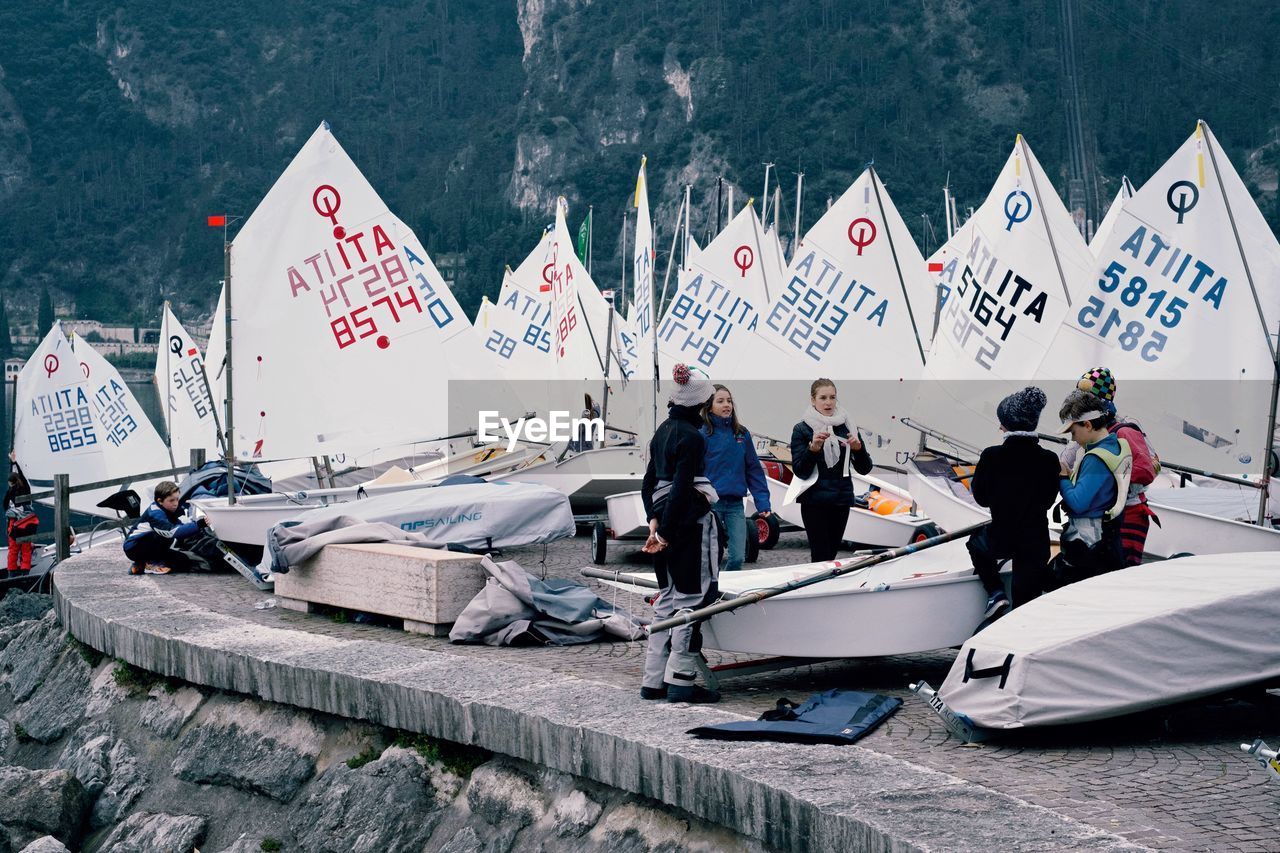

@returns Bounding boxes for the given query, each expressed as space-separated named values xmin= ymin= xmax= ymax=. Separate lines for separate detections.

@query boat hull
xmin=498 ymin=446 xmax=646 ymax=514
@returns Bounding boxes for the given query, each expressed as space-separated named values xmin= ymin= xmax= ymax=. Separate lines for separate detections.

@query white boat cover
xmin=1146 ymin=485 xmax=1260 ymax=524
xmin=939 ymin=553 xmax=1280 ymax=729
xmin=278 ymin=479 xmax=575 ymax=550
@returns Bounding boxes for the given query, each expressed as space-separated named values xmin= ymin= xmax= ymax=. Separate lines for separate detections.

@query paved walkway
xmin=54 ymin=530 xmax=1280 ymax=851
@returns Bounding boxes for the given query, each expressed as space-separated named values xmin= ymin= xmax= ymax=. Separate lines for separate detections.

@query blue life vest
xmin=687 ymin=689 xmax=901 ymax=744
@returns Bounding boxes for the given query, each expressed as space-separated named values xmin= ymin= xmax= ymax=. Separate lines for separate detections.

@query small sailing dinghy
xmin=935 ymin=553 xmax=1280 ymax=730
xmin=593 ymin=537 xmax=1002 ymax=658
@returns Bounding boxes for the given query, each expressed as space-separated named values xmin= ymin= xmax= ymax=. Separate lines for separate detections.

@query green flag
xmin=576 ymin=211 xmax=591 ymax=264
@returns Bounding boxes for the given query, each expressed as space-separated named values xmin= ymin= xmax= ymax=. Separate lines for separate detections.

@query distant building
xmin=63 ymin=320 xmax=160 ymax=345
xmin=4 ymin=358 xmax=22 ymax=381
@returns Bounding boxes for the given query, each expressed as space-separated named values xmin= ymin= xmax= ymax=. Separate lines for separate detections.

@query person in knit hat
xmin=1072 ymin=367 xmax=1159 ymax=567
xmin=639 ymin=364 xmax=721 ymax=704
xmin=1054 ymin=389 xmax=1132 ymax=582
xmin=965 ymin=386 xmax=1062 ymax=617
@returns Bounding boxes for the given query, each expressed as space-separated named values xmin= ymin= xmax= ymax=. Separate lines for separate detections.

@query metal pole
xmin=54 ymin=473 xmax=70 ymax=563
xmin=159 ymin=300 xmax=175 ymax=468
xmin=191 ymin=448 xmax=206 ymax=470
xmin=223 ymin=236 xmax=237 ymax=506
xmin=1258 ymin=322 xmax=1280 ymax=524
xmin=620 ymin=209 xmax=629 ymax=314
xmin=793 ymin=171 xmax=804 ymax=261
xmin=322 ymin=455 xmax=336 ymax=489
xmin=195 ymin=360 xmax=225 ymax=457
xmin=727 ymin=185 xmax=735 ymax=221
xmin=587 ymin=205 xmax=593 ymax=276
xmin=682 ymin=184 xmax=692 ymax=271
xmin=715 ymin=176 xmax=723 ymax=235
xmin=601 ymin=303 xmax=614 ymax=447
xmin=761 ymin=163 xmax=773 ymax=225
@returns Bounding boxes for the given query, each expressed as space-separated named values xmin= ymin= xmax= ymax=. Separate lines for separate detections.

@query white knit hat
xmin=669 ymin=363 xmax=715 ymax=407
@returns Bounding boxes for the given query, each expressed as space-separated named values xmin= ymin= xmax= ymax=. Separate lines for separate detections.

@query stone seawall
xmin=0 ymin=593 xmax=770 ymax=852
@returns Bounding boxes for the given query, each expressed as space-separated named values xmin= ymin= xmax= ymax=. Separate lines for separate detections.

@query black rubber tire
xmin=591 ymin=521 xmax=608 ymax=565
xmin=911 ymin=522 xmax=942 ymax=544
xmin=755 ymin=513 xmax=782 ymax=549
xmin=744 ymin=522 xmax=761 ymax=563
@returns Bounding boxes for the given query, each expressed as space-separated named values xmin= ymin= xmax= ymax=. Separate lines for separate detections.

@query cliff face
xmin=0 ymin=0 xmax=1277 ymax=327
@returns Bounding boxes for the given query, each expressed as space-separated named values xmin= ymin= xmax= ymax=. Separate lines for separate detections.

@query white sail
xmin=1089 ymin=176 xmax=1136 ymax=258
xmin=656 ymin=202 xmax=780 ymax=374
xmin=14 ymin=323 xmax=170 ymax=514
xmin=721 ymin=167 xmax=935 ymax=450
xmin=155 ymin=303 xmax=219 ymax=465
xmin=913 ymin=135 xmax=1095 ymax=451
xmin=475 ymin=282 xmax=552 ymax=380
xmin=1046 ymin=121 xmax=1280 ymax=473
xmin=630 ymin=158 xmax=657 ymax=382
xmin=224 ymin=121 xmax=476 ymax=462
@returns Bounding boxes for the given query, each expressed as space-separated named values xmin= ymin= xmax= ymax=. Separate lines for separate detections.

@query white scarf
xmin=803 ymin=405 xmax=852 ymax=468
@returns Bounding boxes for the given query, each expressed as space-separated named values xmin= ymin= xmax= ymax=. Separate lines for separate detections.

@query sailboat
xmin=193 ymin=122 xmax=538 ymax=546
xmin=155 ymin=302 xmax=220 ymax=465
xmin=1088 ymin=176 xmax=1136 ymax=258
xmin=1046 ymin=120 xmax=1280 ymax=556
xmin=14 ymin=323 xmax=171 ymax=519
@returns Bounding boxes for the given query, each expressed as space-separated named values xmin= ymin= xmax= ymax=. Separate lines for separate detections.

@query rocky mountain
xmin=0 ymin=0 xmax=1277 ymax=329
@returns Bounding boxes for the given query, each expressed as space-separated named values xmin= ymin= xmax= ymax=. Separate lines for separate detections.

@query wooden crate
xmin=274 ymin=543 xmax=486 ymax=636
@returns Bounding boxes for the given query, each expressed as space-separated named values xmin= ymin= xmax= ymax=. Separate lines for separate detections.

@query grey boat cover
xmin=449 ymin=556 xmax=646 ymax=646
xmin=265 ymin=517 xmax=442 ymax=574
xmin=940 ymin=553 xmax=1280 ymax=729
xmin=277 ymin=479 xmax=575 ymax=553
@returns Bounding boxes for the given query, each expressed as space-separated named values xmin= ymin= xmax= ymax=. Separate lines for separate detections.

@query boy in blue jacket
xmin=1055 ymin=390 xmax=1132 ymax=582
xmin=123 ymin=481 xmax=205 ymax=575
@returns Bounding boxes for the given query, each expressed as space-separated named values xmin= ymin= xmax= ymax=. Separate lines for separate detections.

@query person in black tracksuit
xmin=640 ymin=364 xmax=721 ymax=704
xmin=789 ymin=378 xmax=873 ymax=562
xmin=967 ymin=386 xmax=1061 ymax=617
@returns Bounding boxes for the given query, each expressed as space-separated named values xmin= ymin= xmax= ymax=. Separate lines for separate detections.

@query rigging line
xmin=575 ymin=291 xmax=609 ymax=378
xmin=868 ymin=167 xmax=926 ymax=366
xmin=1201 ymin=121 xmax=1276 ymax=363
xmin=1018 ymin=135 xmax=1074 ymax=308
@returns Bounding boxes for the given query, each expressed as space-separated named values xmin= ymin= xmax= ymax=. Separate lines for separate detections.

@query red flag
xmin=927 ymin=262 xmax=943 ymax=273
xmin=207 ymin=215 xmax=227 ymax=227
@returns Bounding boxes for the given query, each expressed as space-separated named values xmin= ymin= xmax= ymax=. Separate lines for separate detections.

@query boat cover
xmin=939 ymin=553 xmax=1280 ymax=729
xmin=274 ymin=479 xmax=575 ymax=553
xmin=449 ymin=555 xmax=645 ymax=646
xmin=688 ymin=689 xmax=901 ymax=744
xmin=1146 ymin=485 xmax=1259 ymax=523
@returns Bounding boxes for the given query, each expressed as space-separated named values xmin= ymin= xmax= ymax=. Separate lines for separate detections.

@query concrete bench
xmin=274 ymin=543 xmax=486 ymax=636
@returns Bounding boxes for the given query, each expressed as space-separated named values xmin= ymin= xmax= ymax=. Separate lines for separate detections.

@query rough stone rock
xmin=139 ymin=685 xmax=203 ymax=738
xmin=0 ymin=766 xmax=88 ymax=842
xmin=17 ymin=837 xmax=69 ymax=853
xmin=0 ymin=718 xmax=13 ymax=756
xmin=95 ymin=812 xmax=206 ymax=853
xmin=171 ymin=698 xmax=321 ymax=802
xmin=83 ymin=662 xmax=128 ymax=718
xmin=0 ymin=613 xmax=62 ymax=701
xmin=214 ymin=835 xmax=271 ymax=853
xmin=590 ymin=803 xmax=768 ymax=853
xmin=437 ymin=826 xmax=483 ymax=853
xmin=90 ymin=738 xmax=147 ymax=829
xmin=466 ymin=760 xmax=546 ymax=830
xmin=551 ymin=789 xmax=604 ymax=838
xmin=12 ymin=647 xmax=91 ymax=743
xmin=289 ymin=746 xmax=448 ymax=853
xmin=0 ymin=593 xmax=53 ymax=629
xmin=54 ymin=721 xmax=114 ymax=796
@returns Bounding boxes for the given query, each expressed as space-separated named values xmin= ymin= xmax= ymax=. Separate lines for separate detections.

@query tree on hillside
xmin=37 ymin=288 xmax=53 ymax=334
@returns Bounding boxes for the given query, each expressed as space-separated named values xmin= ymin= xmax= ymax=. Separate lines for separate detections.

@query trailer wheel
xmin=744 ymin=522 xmax=761 ymax=563
xmin=591 ymin=522 xmax=608 ymax=564
xmin=912 ymin=522 xmax=942 ymax=544
xmin=755 ymin=513 xmax=781 ymax=549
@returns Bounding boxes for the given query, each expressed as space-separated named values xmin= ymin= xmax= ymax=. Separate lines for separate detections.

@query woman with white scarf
xmin=789 ymin=378 xmax=873 ymax=562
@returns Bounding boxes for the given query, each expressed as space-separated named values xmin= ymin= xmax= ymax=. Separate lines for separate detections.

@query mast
xmin=655 ymin=193 xmax=688 ymax=431
xmin=620 ymin=208 xmax=629 ymax=314
xmin=868 ymin=167 xmax=926 ymax=365
xmin=727 ymin=184 xmax=735 ymax=221
xmin=222 ymin=228 xmax=236 ymax=505
xmin=792 ymin=171 xmax=804 ymax=260
xmin=943 ymin=173 xmax=955 ymax=239
xmin=761 ymin=163 xmax=774 ymax=225
xmin=159 ymin=301 xmax=175 ymax=468
xmin=587 ymin=204 xmax=594 ymax=275
xmin=772 ymin=185 xmax=781 ymax=235
xmin=682 ymin=184 xmax=692 ymax=269
xmin=1019 ymin=134 xmax=1073 ymax=308
xmin=715 ymin=176 xmax=723 ymax=235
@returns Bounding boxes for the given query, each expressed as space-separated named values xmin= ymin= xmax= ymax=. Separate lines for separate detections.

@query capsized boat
xmin=270 ymin=476 xmax=575 ymax=551
xmin=600 ymin=538 xmax=1001 ymax=658
xmin=937 ymin=553 xmax=1280 ymax=730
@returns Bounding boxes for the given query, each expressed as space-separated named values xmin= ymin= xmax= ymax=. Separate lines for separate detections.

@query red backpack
xmin=1113 ymin=421 xmax=1159 ymax=487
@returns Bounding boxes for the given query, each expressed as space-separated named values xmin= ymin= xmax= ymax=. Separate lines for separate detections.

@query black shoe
xmin=983 ymin=590 xmax=1011 ymax=620
xmin=667 ymin=684 xmax=721 ymax=704
xmin=640 ymin=685 xmax=668 ymax=700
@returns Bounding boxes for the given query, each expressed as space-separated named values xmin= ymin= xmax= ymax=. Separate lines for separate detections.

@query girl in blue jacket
xmin=701 ymin=385 xmax=771 ymax=572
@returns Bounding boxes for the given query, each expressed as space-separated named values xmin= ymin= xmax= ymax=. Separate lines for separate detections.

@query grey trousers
xmin=642 ymin=511 xmax=720 ymax=689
